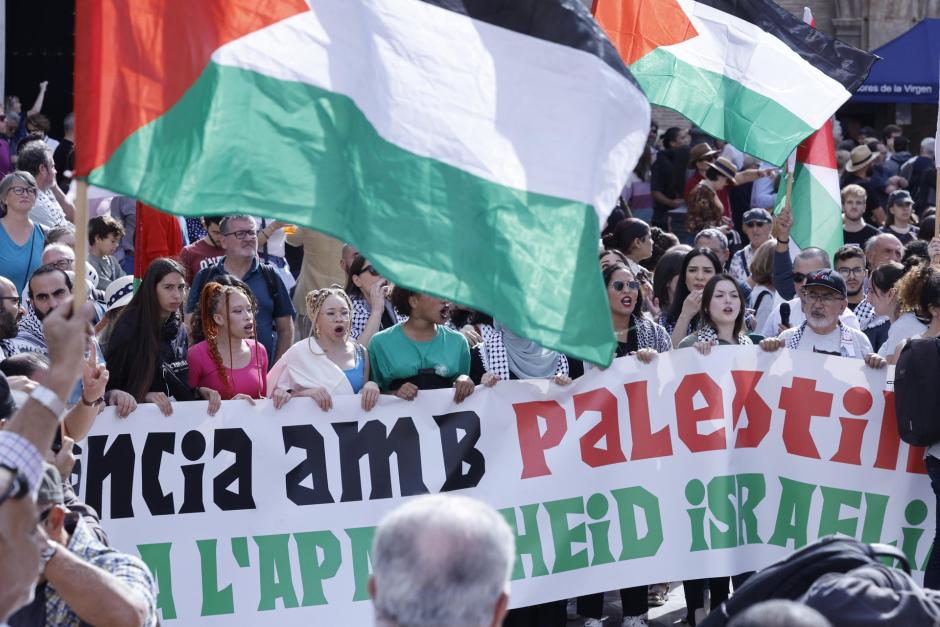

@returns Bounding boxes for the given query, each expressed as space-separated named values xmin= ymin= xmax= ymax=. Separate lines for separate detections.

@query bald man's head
xmin=0 ymin=276 xmax=20 ymax=339
xmin=0 ymin=276 xmax=16 ymax=299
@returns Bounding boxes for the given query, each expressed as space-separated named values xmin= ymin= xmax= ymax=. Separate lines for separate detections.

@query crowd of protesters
xmin=1 ymin=82 xmax=939 ymax=627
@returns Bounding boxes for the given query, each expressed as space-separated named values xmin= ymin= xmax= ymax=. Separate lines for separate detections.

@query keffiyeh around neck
xmin=696 ymin=323 xmax=751 ymax=346
xmin=494 ymin=322 xmax=560 ymax=379
xmin=10 ymin=308 xmax=47 ymax=355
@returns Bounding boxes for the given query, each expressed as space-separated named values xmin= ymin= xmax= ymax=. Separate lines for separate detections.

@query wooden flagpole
xmin=72 ymin=180 xmax=88 ymax=309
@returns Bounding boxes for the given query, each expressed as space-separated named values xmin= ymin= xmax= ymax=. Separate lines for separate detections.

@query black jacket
xmin=105 ymin=312 xmax=194 ymax=400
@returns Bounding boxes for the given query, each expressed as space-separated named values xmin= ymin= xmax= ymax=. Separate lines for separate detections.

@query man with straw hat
xmin=840 ymin=144 xmax=885 ymax=225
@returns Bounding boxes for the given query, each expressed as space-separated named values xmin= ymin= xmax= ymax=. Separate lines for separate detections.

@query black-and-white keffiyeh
xmin=786 ymin=321 xmax=853 ymax=357
xmin=695 ymin=324 xmax=752 ymax=346
xmin=8 ymin=308 xmax=47 ymax=356
xmin=634 ymin=315 xmax=673 ymax=353
xmin=479 ymin=324 xmax=569 ymax=380
xmin=349 ymin=295 xmax=406 ymax=340
xmin=854 ymin=297 xmax=887 ymax=331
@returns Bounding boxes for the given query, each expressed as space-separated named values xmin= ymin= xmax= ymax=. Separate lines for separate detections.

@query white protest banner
xmin=75 ymin=347 xmax=931 ymax=625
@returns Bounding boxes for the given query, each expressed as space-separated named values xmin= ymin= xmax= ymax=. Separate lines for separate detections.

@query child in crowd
xmin=87 ymin=215 xmax=126 ymax=290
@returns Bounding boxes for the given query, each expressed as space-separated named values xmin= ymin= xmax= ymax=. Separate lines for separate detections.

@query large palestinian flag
xmin=75 ymin=0 xmax=651 ymax=365
xmin=594 ymin=0 xmax=877 ymax=166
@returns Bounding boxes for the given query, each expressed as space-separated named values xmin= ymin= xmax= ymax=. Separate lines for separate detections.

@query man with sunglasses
xmin=729 ymin=208 xmax=773 ymax=283
xmin=760 ymin=270 xmax=885 ymax=368
xmin=6 ymin=465 xmax=157 ymax=627
xmin=185 ymin=215 xmax=295 ymax=365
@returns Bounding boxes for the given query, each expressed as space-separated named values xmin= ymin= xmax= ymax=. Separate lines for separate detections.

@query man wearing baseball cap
xmin=760 ymin=269 xmax=886 ymax=368
xmin=729 ymin=208 xmax=774 ymax=283
xmin=880 ymin=189 xmax=919 ymax=245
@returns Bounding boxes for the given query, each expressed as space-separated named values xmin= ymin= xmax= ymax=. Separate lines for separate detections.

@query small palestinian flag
xmin=773 ymin=8 xmax=843 ymax=257
xmin=594 ymin=0 xmax=877 ymax=166
xmin=75 ymin=0 xmax=651 ymax=365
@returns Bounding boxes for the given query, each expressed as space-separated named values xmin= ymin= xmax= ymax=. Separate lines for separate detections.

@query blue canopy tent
xmin=853 ymin=19 xmax=940 ymax=103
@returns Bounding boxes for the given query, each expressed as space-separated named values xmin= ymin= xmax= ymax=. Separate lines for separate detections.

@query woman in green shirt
xmin=369 ymin=287 xmax=474 ymax=403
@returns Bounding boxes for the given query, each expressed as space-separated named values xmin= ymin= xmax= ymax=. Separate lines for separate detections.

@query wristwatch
xmin=30 ymin=385 xmax=67 ymax=420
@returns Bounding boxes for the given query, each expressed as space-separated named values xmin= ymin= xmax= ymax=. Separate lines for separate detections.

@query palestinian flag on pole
xmin=74 ymin=0 xmax=651 ymax=365
xmin=773 ymin=8 xmax=843 ymax=257
xmin=593 ymin=0 xmax=876 ymax=166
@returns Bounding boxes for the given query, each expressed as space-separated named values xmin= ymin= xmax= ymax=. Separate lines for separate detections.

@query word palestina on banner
xmin=73 ymin=348 xmax=931 ymax=625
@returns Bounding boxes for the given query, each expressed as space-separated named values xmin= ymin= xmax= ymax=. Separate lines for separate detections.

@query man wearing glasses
xmin=760 ymin=269 xmax=886 ymax=368
xmin=16 ymin=142 xmax=73 ymax=229
xmin=185 ymin=215 xmax=295 ymax=365
xmin=761 ymin=247 xmax=860 ymax=337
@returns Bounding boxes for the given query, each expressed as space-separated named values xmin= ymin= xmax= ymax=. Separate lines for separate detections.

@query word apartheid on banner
xmin=75 ymin=348 xmax=931 ymax=625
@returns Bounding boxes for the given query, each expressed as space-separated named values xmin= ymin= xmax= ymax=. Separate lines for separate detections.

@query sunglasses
xmin=359 ymin=266 xmax=380 ymax=276
xmin=744 ymin=221 xmax=767 ymax=228
xmin=793 ymin=273 xmax=808 ymax=283
xmin=610 ymin=280 xmax=640 ymax=292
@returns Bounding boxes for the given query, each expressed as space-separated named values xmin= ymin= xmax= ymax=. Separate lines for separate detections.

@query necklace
xmin=615 ymin=325 xmax=636 ymax=342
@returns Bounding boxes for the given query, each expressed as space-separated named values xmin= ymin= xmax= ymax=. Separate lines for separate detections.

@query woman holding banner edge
xmin=674 ymin=272 xmax=753 ymax=624
xmin=569 ymin=261 xmax=672 ymax=627
xmin=368 ymin=286 xmax=474 ymax=403
xmin=267 ymin=286 xmax=380 ymax=411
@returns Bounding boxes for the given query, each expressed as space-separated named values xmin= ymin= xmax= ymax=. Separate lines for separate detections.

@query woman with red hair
xmin=188 ymin=281 xmax=267 ymax=401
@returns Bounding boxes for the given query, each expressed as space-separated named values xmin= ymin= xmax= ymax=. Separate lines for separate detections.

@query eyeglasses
xmin=836 ymin=267 xmax=866 ymax=277
xmin=801 ymin=290 xmax=843 ymax=304
xmin=9 ymin=186 xmax=37 ymax=197
xmin=792 ymin=273 xmax=808 ymax=283
xmin=224 ymin=229 xmax=256 ymax=240
xmin=359 ymin=266 xmax=380 ymax=276
xmin=48 ymin=259 xmax=74 ymax=270
xmin=610 ymin=280 xmax=640 ymax=292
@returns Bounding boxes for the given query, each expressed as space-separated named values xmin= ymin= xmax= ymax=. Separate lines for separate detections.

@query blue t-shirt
xmin=343 ymin=344 xmax=366 ymax=393
xmin=0 ymin=222 xmax=45 ymax=295
xmin=185 ymin=257 xmax=295 ymax=366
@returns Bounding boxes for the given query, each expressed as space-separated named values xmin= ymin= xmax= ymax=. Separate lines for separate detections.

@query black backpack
xmin=894 ymin=337 xmax=940 ymax=446
xmin=802 ymin=563 xmax=940 ymax=627
xmin=699 ymin=536 xmax=909 ymax=627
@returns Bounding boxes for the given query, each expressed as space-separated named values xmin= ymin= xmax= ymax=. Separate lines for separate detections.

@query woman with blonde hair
xmin=267 ymin=285 xmax=380 ymax=411
xmin=188 ymin=281 xmax=267 ymax=401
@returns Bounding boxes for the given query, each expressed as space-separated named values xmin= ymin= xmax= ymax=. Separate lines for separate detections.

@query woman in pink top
xmin=188 ymin=282 xmax=268 ymax=400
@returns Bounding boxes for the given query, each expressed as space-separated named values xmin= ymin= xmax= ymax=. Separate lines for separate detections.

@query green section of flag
xmin=630 ymin=48 xmax=815 ymax=167
xmin=88 ymin=62 xmax=616 ymax=364
xmin=774 ymin=164 xmax=844 ymax=257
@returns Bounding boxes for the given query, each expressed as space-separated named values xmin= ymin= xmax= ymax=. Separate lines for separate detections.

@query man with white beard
xmin=760 ymin=269 xmax=886 ymax=369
